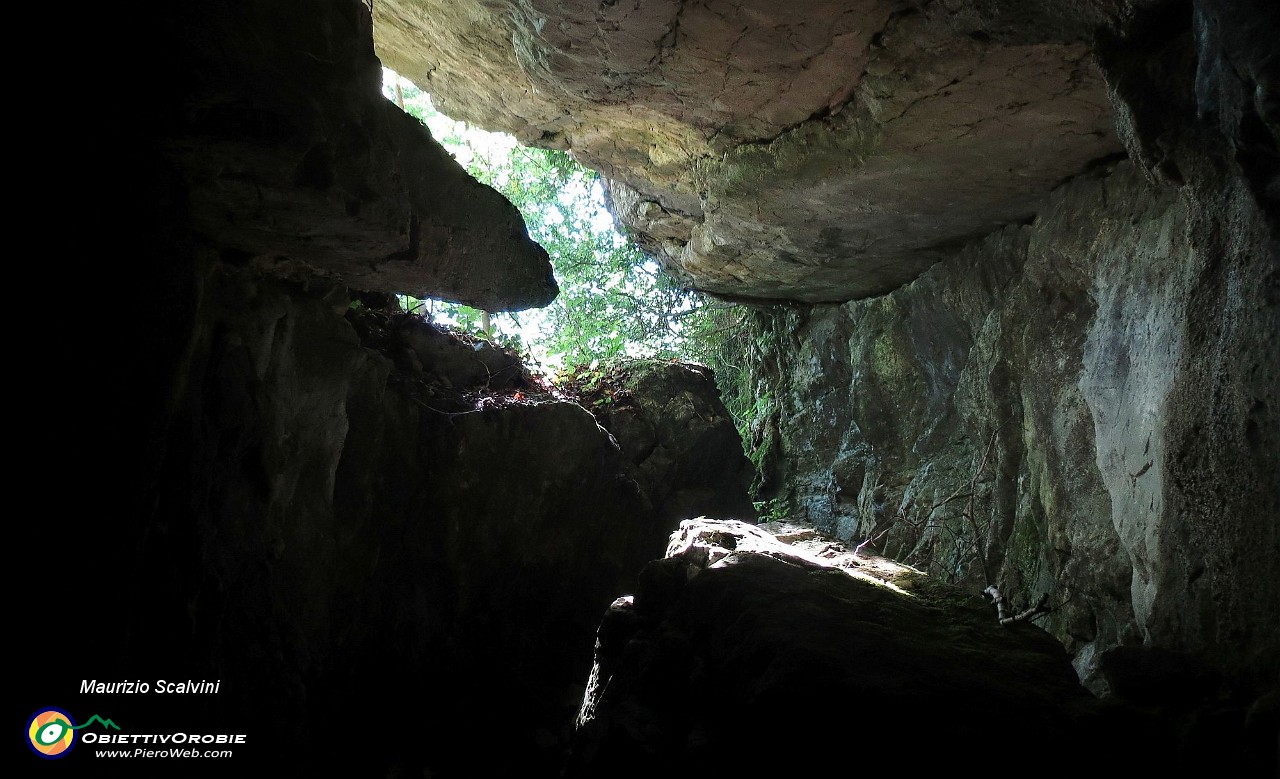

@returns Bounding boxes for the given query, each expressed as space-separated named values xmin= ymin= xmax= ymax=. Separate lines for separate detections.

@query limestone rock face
xmin=748 ymin=26 xmax=1279 ymax=732
xmin=376 ymin=0 xmax=1125 ymax=301
xmin=753 ymin=153 xmax=1278 ymax=701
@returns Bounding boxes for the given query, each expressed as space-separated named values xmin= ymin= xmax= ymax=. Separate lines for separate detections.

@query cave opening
xmin=375 ymin=68 xmax=777 ymax=499
xmin=380 ymin=68 xmax=740 ymax=375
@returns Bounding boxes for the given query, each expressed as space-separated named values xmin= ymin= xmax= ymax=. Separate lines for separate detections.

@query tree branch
xmin=982 ymin=586 xmax=1052 ymax=625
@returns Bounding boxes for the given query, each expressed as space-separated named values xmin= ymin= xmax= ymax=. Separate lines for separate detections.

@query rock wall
xmin=749 ymin=1 xmax=1279 ymax=707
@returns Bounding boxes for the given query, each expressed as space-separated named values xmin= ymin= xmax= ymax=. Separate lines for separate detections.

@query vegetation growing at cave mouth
xmin=382 ymin=70 xmax=770 ymax=456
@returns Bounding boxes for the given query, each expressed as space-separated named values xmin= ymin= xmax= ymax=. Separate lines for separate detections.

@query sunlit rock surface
xmin=566 ymin=517 xmax=1203 ymax=776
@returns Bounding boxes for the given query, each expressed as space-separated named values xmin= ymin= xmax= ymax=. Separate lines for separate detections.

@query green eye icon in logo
xmin=26 ymin=709 xmax=119 ymax=759
xmin=27 ymin=708 xmax=76 ymax=759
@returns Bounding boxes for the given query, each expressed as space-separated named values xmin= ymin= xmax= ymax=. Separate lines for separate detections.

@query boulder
xmin=570 ymin=359 xmax=756 ymax=529
xmin=567 ymin=518 xmax=1191 ymax=776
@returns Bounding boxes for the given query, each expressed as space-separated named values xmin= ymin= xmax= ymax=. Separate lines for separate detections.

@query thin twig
xmin=963 ymin=419 xmax=1010 ymax=584
xmin=412 ymin=398 xmax=481 ymax=418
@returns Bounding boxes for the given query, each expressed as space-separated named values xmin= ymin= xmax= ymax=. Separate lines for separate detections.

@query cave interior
xmin=18 ymin=1 xmax=1278 ymax=776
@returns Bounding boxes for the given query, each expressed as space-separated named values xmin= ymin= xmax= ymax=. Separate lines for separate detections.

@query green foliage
xmin=382 ymin=71 xmax=773 ymax=451
xmin=752 ymin=499 xmax=789 ymax=523
xmin=384 ymin=72 xmax=730 ymax=369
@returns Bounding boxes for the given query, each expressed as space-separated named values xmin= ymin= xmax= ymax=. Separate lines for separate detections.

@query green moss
xmin=711 ymin=115 xmax=882 ymax=198
xmin=1008 ymin=509 xmax=1046 ymax=595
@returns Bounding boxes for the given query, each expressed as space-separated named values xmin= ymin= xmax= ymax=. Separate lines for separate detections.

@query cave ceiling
xmin=373 ymin=0 xmax=1143 ymax=303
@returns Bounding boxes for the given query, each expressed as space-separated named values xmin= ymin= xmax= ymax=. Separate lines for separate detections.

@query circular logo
xmin=27 ymin=708 xmax=76 ymax=759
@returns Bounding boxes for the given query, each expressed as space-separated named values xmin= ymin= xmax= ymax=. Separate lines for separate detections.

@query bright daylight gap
xmin=379 ymin=68 xmax=733 ymax=377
